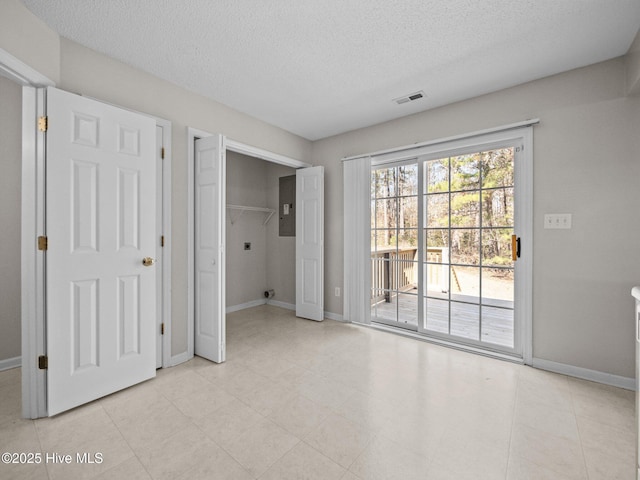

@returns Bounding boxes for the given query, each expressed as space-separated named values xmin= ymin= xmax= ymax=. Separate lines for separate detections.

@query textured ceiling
xmin=20 ymin=0 xmax=640 ymax=140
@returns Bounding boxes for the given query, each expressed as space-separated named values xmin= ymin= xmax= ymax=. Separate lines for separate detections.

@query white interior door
xmin=194 ymin=135 xmax=226 ymax=363
xmin=46 ymin=87 xmax=157 ymax=416
xmin=296 ymin=166 xmax=324 ymax=321
xmin=155 ymin=125 xmax=163 ymax=368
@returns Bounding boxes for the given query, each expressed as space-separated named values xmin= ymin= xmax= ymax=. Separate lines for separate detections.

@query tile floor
xmin=0 ymin=305 xmax=635 ymax=479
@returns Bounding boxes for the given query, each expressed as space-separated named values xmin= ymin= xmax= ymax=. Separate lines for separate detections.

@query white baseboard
xmin=0 ymin=356 xmax=21 ymax=371
xmin=266 ymin=300 xmax=295 ymax=311
xmin=324 ymin=311 xmax=344 ymax=322
xmin=226 ymin=299 xmax=267 ymax=313
xmin=532 ymin=357 xmax=636 ymax=391
xmin=264 ymin=300 xmax=343 ymax=322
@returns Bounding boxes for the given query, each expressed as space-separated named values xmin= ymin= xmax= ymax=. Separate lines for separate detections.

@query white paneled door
xmin=46 ymin=87 xmax=157 ymax=416
xmin=194 ymin=135 xmax=226 ymax=363
xmin=296 ymin=166 xmax=325 ymax=321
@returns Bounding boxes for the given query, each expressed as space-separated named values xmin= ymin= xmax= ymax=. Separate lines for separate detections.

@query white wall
xmin=226 ymin=152 xmax=268 ymax=307
xmin=225 ymin=153 xmax=296 ymax=308
xmin=0 ymin=75 xmax=22 ymax=363
xmin=312 ymin=57 xmax=640 ymax=379
xmin=266 ymin=164 xmax=296 ymax=306
xmin=626 ymin=29 xmax=640 ymax=95
xmin=0 ymin=0 xmax=59 ymax=83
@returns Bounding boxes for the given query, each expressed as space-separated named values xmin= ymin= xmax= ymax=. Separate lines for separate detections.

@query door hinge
xmin=38 ymin=355 xmax=48 ymax=370
xmin=161 ymin=147 xmax=165 ymax=159
xmin=37 ymin=235 xmax=48 ymax=251
xmin=160 ymin=235 xmax=165 ymax=247
xmin=161 ymin=323 xmax=165 ymax=335
xmin=38 ymin=116 xmax=48 ymax=132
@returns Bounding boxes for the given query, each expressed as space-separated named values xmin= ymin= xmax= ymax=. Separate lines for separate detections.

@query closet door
xmin=296 ymin=166 xmax=324 ymax=321
xmin=194 ymin=134 xmax=226 ymax=362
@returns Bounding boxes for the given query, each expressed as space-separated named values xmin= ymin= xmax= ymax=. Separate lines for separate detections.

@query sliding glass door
xmin=370 ymin=136 xmax=529 ymax=358
xmin=421 ymin=148 xmax=515 ymax=350
xmin=371 ymin=162 xmax=419 ymax=330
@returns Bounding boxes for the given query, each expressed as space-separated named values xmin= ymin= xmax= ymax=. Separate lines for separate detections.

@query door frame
xmin=1 ymin=47 xmax=172 ymax=418
xmin=1 ymin=48 xmax=55 ymax=419
xmin=186 ymin=128 xmax=311 ymax=360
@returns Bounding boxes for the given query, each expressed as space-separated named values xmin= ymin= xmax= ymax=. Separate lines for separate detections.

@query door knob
xmin=142 ymin=257 xmax=155 ymax=267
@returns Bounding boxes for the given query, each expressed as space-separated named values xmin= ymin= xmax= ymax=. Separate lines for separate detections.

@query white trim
xmin=226 ymin=139 xmax=312 ymax=169
xmin=324 ymin=311 xmax=344 ymax=322
xmin=226 ymin=299 xmax=267 ymax=313
xmin=224 ymin=299 xmax=342 ymax=322
xmin=22 ymin=86 xmax=48 ymax=419
xmin=519 ymin=127 xmax=534 ymax=365
xmin=532 ymin=358 xmax=636 ymax=391
xmin=266 ymin=300 xmax=295 ymax=311
xmin=0 ymin=49 xmax=54 ymax=87
xmin=0 ymin=356 xmax=21 ymax=372
xmin=157 ymin=120 xmax=172 ymax=369
xmin=342 ymin=119 xmax=540 ymax=162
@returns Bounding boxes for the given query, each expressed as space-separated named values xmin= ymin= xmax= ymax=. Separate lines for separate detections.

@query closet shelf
xmin=227 ymin=204 xmax=276 ymax=225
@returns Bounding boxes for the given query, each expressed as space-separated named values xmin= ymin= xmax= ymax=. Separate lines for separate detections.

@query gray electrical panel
xmin=279 ymin=175 xmax=296 ymax=236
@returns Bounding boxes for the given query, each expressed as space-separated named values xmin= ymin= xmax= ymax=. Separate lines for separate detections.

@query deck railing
xmin=371 ymin=247 xmax=450 ymax=302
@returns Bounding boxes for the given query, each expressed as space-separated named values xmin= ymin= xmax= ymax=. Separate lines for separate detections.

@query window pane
xmin=451 ymin=301 xmax=479 ymax=341
xmin=481 ymin=148 xmax=514 ymax=189
xmin=425 ymin=229 xmax=449 ymax=251
xmin=373 ymin=229 xmax=395 ymax=250
xmin=371 ymin=257 xmax=391 ymax=291
xmin=397 ymin=229 xmax=418 ymax=250
xmin=451 ymin=229 xmax=479 ymax=265
xmin=451 ymin=154 xmax=480 ymax=191
xmin=400 ymin=197 xmax=418 ymax=229
xmin=481 ymin=228 xmax=514 ymax=267
xmin=425 ymin=262 xmax=449 ymax=298
xmin=425 ymin=158 xmax=449 ymax=193
xmin=451 ymin=266 xmax=479 ymax=303
xmin=424 ymin=297 xmax=449 ymax=333
xmin=398 ymin=164 xmax=418 ymax=196
xmin=481 ymin=306 xmax=514 ymax=348
xmin=394 ymin=258 xmax=417 ymax=290
xmin=397 ymin=292 xmax=418 ymax=326
xmin=371 ymin=290 xmax=397 ymax=322
xmin=374 ymin=199 xmax=397 ymax=229
xmin=372 ymin=168 xmax=396 ymax=198
xmin=426 ymin=193 xmax=449 ymax=228
xmin=451 ymin=191 xmax=480 ymax=227
xmin=482 ymin=188 xmax=513 ymax=228
xmin=481 ymin=268 xmax=514 ymax=307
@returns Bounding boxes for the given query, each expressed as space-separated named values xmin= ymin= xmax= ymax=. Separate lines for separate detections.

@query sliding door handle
xmin=511 ymin=235 xmax=521 ymax=261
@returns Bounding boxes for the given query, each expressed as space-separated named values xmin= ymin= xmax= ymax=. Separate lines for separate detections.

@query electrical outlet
xmin=544 ymin=214 xmax=572 ymax=229
xmin=335 ymin=287 xmax=340 ymax=297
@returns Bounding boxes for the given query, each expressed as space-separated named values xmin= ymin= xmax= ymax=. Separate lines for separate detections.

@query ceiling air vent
xmin=393 ymin=91 xmax=426 ymax=105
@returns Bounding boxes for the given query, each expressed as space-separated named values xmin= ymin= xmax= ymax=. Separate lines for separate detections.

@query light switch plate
xmin=544 ymin=213 xmax=572 ymax=229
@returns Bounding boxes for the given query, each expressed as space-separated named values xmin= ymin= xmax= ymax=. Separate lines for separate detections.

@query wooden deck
xmin=372 ymin=289 xmax=514 ymax=348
